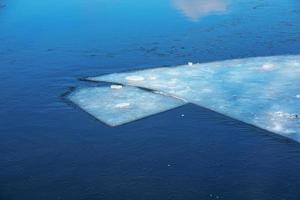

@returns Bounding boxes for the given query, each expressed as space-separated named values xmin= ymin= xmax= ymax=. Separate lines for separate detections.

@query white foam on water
xmin=86 ymin=54 xmax=300 ymax=142
xmin=68 ymin=86 xmax=185 ymax=126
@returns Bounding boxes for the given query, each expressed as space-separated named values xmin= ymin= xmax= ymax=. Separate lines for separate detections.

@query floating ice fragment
xmin=110 ymin=85 xmax=123 ymax=90
xmin=68 ymin=86 xmax=185 ymax=126
xmin=296 ymin=95 xmax=300 ymax=99
xmin=86 ymin=54 xmax=300 ymax=142
xmin=188 ymin=62 xmax=193 ymax=66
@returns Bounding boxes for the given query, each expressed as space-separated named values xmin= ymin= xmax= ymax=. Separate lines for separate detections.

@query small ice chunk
xmin=261 ymin=63 xmax=275 ymax=71
xmin=188 ymin=62 xmax=193 ymax=66
xmin=126 ymin=75 xmax=145 ymax=82
xmin=110 ymin=85 xmax=123 ymax=90
xmin=115 ymin=102 xmax=130 ymax=109
xmin=296 ymin=95 xmax=300 ymax=99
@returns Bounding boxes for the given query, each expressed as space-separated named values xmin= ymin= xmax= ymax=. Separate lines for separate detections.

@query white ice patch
xmin=68 ymin=86 xmax=185 ymax=126
xmin=110 ymin=85 xmax=123 ymax=90
xmin=261 ymin=63 xmax=276 ymax=71
xmin=114 ymin=102 xmax=130 ymax=109
xmin=125 ymin=75 xmax=145 ymax=82
xmin=86 ymin=54 xmax=300 ymax=142
xmin=256 ymin=110 xmax=300 ymax=135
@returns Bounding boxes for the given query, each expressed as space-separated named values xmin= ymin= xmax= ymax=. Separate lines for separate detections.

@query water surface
xmin=1 ymin=0 xmax=300 ymax=199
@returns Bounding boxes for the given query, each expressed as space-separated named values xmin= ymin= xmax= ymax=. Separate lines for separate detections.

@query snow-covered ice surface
xmin=68 ymin=86 xmax=185 ymax=126
xmin=86 ymin=55 xmax=300 ymax=141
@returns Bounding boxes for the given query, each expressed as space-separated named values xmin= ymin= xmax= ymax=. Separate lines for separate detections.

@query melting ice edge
xmin=68 ymin=55 xmax=300 ymax=142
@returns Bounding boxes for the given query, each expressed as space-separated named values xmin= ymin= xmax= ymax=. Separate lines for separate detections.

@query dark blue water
xmin=1 ymin=0 xmax=300 ymax=199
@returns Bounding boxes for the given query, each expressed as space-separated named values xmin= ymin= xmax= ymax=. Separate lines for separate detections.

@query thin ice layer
xmin=87 ymin=55 xmax=300 ymax=141
xmin=68 ymin=86 xmax=185 ymax=126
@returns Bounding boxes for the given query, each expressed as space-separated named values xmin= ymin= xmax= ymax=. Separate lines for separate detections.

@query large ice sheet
xmin=87 ymin=55 xmax=300 ymax=141
xmin=68 ymin=86 xmax=185 ymax=126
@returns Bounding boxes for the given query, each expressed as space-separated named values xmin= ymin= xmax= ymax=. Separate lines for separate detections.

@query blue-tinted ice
xmin=68 ymin=86 xmax=185 ymax=126
xmin=86 ymin=55 xmax=300 ymax=141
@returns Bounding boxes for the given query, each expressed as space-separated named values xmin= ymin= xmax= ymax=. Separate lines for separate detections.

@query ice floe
xmin=68 ymin=86 xmax=185 ymax=126
xmin=85 ymin=54 xmax=300 ymax=141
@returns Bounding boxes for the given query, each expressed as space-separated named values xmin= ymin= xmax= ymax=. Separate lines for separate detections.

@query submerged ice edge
xmin=67 ymin=86 xmax=186 ymax=127
xmin=85 ymin=54 xmax=300 ymax=142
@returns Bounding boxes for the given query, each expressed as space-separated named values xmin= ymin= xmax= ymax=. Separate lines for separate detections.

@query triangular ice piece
xmin=67 ymin=86 xmax=185 ymax=126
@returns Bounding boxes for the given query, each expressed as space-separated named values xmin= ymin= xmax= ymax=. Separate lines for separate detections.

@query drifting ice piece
xmin=68 ymin=86 xmax=185 ymax=126
xmin=86 ymin=55 xmax=300 ymax=142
